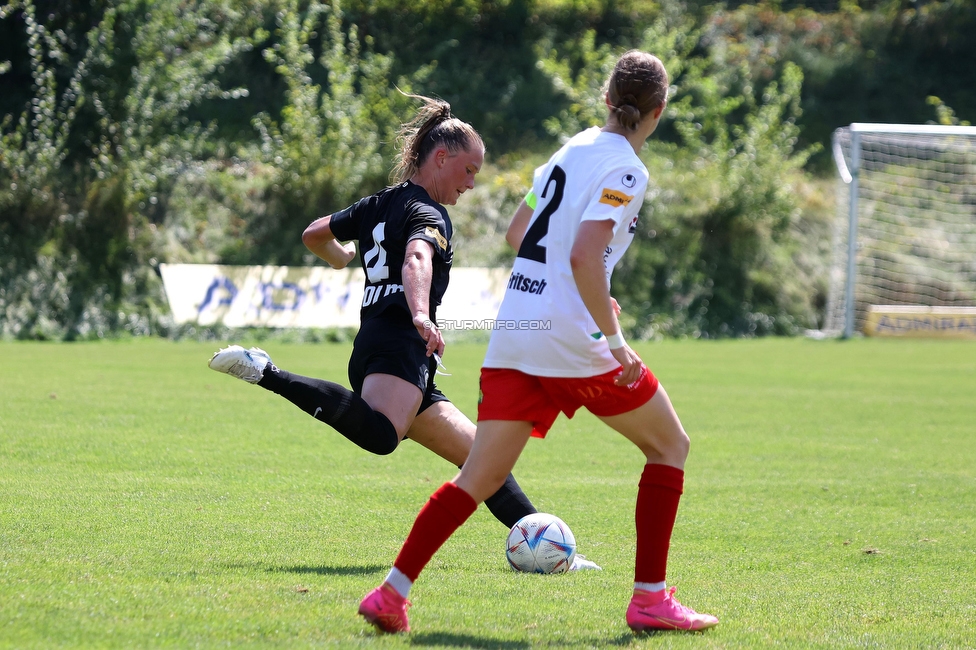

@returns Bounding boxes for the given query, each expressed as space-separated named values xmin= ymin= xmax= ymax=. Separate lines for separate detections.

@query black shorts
xmin=347 ymin=310 xmax=449 ymax=415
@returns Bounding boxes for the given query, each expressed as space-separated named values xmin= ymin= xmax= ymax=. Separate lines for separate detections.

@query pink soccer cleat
xmin=358 ymin=583 xmax=411 ymax=634
xmin=626 ymin=587 xmax=719 ymax=632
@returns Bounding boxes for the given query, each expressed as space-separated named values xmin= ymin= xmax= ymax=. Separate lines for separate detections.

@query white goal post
xmin=824 ymin=123 xmax=976 ymax=337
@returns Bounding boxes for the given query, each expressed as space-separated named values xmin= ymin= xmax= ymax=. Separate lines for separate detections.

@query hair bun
xmin=615 ymin=103 xmax=641 ymax=130
xmin=436 ymin=101 xmax=452 ymax=122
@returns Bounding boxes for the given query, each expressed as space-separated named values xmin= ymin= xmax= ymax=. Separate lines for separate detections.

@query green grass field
xmin=2 ymin=338 xmax=975 ymax=648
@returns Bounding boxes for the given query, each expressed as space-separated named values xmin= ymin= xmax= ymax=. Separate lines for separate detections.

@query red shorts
xmin=477 ymin=365 xmax=659 ymax=438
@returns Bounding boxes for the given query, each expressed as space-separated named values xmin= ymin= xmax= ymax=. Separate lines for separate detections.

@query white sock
xmin=384 ymin=567 xmax=413 ymax=599
xmin=634 ymin=581 xmax=666 ymax=593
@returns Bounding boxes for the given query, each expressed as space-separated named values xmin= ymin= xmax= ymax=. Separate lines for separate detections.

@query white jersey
xmin=483 ymin=127 xmax=648 ymax=377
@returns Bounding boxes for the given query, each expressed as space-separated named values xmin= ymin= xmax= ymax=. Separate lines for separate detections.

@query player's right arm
xmin=302 ymin=214 xmax=357 ymax=269
xmin=402 ymin=238 xmax=445 ymax=357
xmin=505 ymin=199 xmax=534 ymax=251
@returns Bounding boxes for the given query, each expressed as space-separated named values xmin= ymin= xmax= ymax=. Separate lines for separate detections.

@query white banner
xmin=159 ymin=263 xmax=510 ymax=328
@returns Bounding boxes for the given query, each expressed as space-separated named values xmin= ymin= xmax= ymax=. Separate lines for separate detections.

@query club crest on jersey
xmin=599 ymin=188 xmax=633 ymax=208
xmin=622 ymin=173 xmax=637 ymax=188
xmin=425 ymin=226 xmax=448 ymax=251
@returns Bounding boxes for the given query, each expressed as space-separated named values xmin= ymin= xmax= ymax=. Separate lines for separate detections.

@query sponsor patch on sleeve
xmin=599 ymin=188 xmax=634 ymax=208
xmin=425 ymin=225 xmax=449 ymax=251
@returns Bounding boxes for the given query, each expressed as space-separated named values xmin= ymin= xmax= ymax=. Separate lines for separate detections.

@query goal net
xmin=823 ymin=123 xmax=976 ymax=336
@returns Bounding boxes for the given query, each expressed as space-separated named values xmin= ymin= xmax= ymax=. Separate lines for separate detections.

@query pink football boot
xmin=358 ymin=583 xmax=411 ymax=633
xmin=626 ymin=587 xmax=719 ymax=632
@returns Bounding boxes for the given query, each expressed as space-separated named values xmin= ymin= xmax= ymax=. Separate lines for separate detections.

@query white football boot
xmin=208 ymin=345 xmax=272 ymax=384
xmin=569 ymin=554 xmax=602 ymax=571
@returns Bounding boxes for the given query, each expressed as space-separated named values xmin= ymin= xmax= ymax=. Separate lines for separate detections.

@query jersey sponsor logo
xmin=362 ymin=282 xmax=404 ymax=307
xmin=425 ymin=225 xmax=448 ymax=251
xmin=621 ymin=173 xmax=637 ymax=188
xmin=507 ymin=271 xmax=547 ymax=295
xmin=599 ymin=188 xmax=633 ymax=208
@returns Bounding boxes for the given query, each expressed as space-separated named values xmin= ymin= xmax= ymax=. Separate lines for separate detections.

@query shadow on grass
xmin=409 ymin=632 xmax=529 ymax=649
xmin=600 ymin=632 xmax=655 ymax=645
xmin=267 ymin=564 xmax=386 ymax=576
xmin=408 ymin=631 xmax=650 ymax=648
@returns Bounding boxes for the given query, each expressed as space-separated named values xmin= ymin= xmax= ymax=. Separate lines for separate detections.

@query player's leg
xmin=360 ymin=419 xmax=533 ymax=634
xmin=340 ymin=318 xmax=431 ymax=451
xmin=451 ymin=420 xmax=534 ymax=502
xmin=399 ymin=420 xmax=533 ymax=584
xmin=262 ymin=367 xmax=419 ymax=456
xmin=599 ymin=384 xmax=688 ymax=589
xmin=600 ymin=383 xmax=689 ymax=468
xmin=408 ymin=401 xmax=537 ymax=529
xmin=360 ymin=369 xmax=562 ymax=633
xmin=597 ymin=385 xmax=717 ymax=631
xmin=209 ymin=317 xmax=429 ymax=455
xmin=405 ymin=400 xmax=472 ymax=466
xmin=359 ymin=373 xmax=423 ymax=439
xmin=208 ymin=344 xmax=417 ymax=456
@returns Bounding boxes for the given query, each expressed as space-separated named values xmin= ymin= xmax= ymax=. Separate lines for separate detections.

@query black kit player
xmin=208 ymin=95 xmax=599 ymax=569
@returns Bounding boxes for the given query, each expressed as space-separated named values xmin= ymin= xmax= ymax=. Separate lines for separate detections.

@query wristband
xmin=605 ymin=331 xmax=626 ymax=350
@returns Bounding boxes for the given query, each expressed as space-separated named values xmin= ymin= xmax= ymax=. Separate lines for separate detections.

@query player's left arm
xmin=302 ymin=215 xmax=357 ymax=269
xmin=403 ymin=238 xmax=445 ymax=357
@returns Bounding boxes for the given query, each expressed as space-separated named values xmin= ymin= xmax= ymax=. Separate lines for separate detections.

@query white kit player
xmin=486 ymin=126 xmax=647 ymax=378
xmin=360 ymin=50 xmax=719 ymax=634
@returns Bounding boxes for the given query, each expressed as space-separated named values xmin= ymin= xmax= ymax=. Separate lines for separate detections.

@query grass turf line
xmin=1 ymin=338 xmax=974 ymax=648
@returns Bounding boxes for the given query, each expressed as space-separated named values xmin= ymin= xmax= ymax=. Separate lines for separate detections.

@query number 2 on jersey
xmin=364 ymin=222 xmax=390 ymax=282
xmin=517 ymin=165 xmax=566 ymax=264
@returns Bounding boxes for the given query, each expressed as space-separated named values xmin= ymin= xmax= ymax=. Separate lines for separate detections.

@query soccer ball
xmin=506 ymin=513 xmax=576 ymax=574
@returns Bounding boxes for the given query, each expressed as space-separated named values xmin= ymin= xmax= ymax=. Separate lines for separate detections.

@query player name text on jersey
xmin=362 ymin=282 xmax=405 ymax=307
xmin=508 ymin=272 xmax=548 ymax=295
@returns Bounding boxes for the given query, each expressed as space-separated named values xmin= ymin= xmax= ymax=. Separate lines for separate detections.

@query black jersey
xmin=329 ymin=181 xmax=453 ymax=324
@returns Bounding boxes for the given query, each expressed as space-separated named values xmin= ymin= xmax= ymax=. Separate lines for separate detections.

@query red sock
xmin=634 ymin=463 xmax=684 ymax=584
xmin=393 ymin=482 xmax=478 ymax=581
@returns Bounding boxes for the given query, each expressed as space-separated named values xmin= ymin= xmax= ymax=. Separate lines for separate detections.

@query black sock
xmin=482 ymin=473 xmax=538 ymax=529
xmin=257 ymin=365 xmax=399 ymax=455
